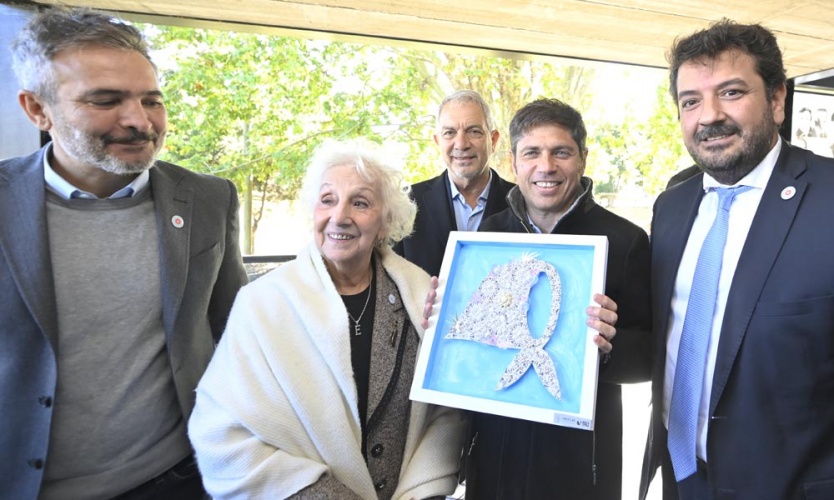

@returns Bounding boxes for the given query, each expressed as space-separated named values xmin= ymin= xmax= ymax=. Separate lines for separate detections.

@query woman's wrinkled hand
xmin=421 ymin=276 xmax=439 ymax=330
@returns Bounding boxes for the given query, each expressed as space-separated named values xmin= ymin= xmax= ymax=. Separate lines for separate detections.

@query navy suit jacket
xmin=640 ymin=142 xmax=834 ymax=500
xmin=0 ymin=146 xmax=248 ymax=499
xmin=393 ymin=169 xmax=514 ymax=276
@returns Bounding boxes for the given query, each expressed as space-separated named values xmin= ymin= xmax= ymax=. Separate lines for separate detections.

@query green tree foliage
xmin=592 ymin=114 xmax=638 ymax=194
xmin=143 ymin=22 xmax=680 ymax=252
xmin=590 ymin=82 xmax=689 ymax=199
xmin=146 ymin=26 xmax=431 ymax=252
xmin=634 ymin=85 xmax=690 ymax=195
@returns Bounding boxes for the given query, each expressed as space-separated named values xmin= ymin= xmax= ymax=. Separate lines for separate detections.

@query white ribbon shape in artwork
xmin=445 ymin=253 xmax=562 ymax=399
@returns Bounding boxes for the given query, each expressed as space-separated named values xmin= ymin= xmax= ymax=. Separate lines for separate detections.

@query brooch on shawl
xmin=445 ymin=252 xmax=563 ymax=399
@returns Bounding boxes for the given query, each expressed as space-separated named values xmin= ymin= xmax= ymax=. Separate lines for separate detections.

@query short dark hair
xmin=667 ymin=19 xmax=786 ymax=101
xmin=509 ymin=98 xmax=587 ymax=157
xmin=11 ymin=7 xmax=153 ymax=102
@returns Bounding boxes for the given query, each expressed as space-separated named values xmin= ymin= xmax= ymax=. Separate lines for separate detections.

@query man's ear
xmin=771 ymin=82 xmax=788 ymax=127
xmin=18 ymin=90 xmax=52 ymax=131
xmin=490 ymin=129 xmax=500 ymax=149
xmin=580 ymin=149 xmax=589 ymax=175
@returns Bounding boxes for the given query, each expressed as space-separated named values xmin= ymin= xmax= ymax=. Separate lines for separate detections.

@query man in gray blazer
xmin=0 ymin=8 xmax=247 ymax=499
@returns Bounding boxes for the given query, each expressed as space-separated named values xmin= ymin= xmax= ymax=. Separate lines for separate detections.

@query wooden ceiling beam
xmin=30 ymin=0 xmax=834 ymax=77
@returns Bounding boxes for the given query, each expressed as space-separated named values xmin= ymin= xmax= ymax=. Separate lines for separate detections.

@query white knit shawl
xmin=188 ymin=242 xmax=463 ymax=499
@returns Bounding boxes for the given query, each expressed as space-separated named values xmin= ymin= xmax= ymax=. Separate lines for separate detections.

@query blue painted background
xmin=423 ymin=240 xmax=596 ymax=412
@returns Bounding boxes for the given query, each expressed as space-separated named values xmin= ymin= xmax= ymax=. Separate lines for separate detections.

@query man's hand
xmin=587 ymin=293 xmax=618 ymax=354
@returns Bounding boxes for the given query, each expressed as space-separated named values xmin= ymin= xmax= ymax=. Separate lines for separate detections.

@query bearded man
xmin=641 ymin=19 xmax=834 ymax=500
xmin=0 ymin=8 xmax=247 ymax=499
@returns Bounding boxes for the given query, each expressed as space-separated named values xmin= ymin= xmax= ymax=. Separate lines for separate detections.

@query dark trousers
xmin=111 ymin=454 xmax=206 ymax=500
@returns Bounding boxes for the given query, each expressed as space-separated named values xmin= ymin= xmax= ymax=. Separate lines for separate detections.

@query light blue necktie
xmin=667 ymin=185 xmax=752 ymax=481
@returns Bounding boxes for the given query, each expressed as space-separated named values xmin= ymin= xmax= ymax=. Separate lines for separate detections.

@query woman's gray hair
xmin=300 ymin=139 xmax=416 ymax=246
xmin=10 ymin=7 xmax=153 ymax=103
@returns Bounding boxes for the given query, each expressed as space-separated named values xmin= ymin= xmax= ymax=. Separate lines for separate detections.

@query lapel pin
xmin=171 ymin=215 xmax=185 ymax=228
xmin=388 ymin=294 xmax=396 ymax=304
xmin=780 ymin=186 xmax=796 ymax=200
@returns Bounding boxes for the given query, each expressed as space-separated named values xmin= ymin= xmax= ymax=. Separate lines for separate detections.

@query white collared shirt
xmin=43 ymin=144 xmax=150 ymax=200
xmin=663 ymin=140 xmax=782 ymax=462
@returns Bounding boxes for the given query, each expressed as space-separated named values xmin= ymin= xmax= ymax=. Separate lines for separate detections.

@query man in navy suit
xmin=394 ymin=90 xmax=514 ymax=276
xmin=640 ymin=20 xmax=834 ymax=499
xmin=0 ymin=8 xmax=247 ymax=499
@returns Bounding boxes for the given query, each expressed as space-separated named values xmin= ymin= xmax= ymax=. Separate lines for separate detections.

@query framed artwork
xmin=792 ymin=90 xmax=834 ymax=158
xmin=410 ymin=231 xmax=608 ymax=430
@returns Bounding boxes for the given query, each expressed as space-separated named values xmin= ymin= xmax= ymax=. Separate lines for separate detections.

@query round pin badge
xmin=171 ymin=215 xmax=185 ymax=228
xmin=780 ymin=186 xmax=796 ymax=200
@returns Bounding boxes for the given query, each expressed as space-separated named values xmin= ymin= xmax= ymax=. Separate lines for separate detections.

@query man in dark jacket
xmin=641 ymin=20 xmax=834 ymax=500
xmin=464 ymin=98 xmax=652 ymax=499
xmin=394 ymin=90 xmax=514 ymax=276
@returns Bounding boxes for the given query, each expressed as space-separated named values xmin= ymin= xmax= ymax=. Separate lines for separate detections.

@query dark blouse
xmin=341 ymin=272 xmax=376 ymax=459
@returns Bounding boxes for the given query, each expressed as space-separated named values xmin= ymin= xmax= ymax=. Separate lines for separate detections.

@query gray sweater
xmin=41 ymin=189 xmax=190 ymax=499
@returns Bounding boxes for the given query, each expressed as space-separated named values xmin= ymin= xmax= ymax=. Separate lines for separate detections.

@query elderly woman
xmin=188 ymin=140 xmax=465 ymax=499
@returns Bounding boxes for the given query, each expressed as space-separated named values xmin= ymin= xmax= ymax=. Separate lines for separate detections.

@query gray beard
xmin=54 ymin=123 xmax=162 ymax=176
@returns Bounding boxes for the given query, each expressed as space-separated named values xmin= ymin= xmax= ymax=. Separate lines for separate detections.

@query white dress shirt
xmin=663 ymin=140 xmax=782 ymax=462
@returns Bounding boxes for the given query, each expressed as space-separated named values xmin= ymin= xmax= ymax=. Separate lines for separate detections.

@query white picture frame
xmin=410 ymin=231 xmax=608 ymax=430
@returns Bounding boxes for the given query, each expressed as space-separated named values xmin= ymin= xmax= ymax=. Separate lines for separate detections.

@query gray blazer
xmin=0 ymin=146 xmax=248 ymax=499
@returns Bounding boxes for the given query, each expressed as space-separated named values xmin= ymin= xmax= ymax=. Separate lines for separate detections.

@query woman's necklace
xmin=347 ymin=278 xmax=373 ymax=336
